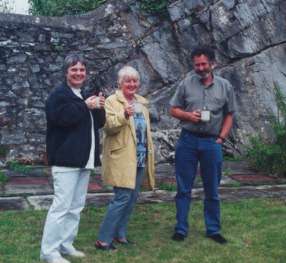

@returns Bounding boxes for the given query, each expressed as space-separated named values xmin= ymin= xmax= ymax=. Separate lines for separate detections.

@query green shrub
xmin=246 ymin=84 xmax=286 ymax=177
xmin=28 ymin=0 xmax=106 ymax=16
xmin=139 ymin=0 xmax=169 ymax=14
xmin=158 ymin=182 xmax=176 ymax=191
xmin=29 ymin=0 xmax=169 ymax=16
xmin=0 ymin=145 xmax=8 ymax=158
xmin=0 ymin=170 xmax=8 ymax=186
xmin=7 ymin=160 xmax=32 ymax=174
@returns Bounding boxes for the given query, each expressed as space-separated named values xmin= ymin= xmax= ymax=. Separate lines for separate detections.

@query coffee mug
xmin=201 ymin=110 xmax=210 ymax=122
xmin=94 ymin=96 xmax=101 ymax=108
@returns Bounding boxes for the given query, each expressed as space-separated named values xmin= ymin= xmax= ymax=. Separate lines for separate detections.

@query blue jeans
xmin=174 ymin=129 xmax=223 ymax=236
xmin=98 ymin=167 xmax=145 ymax=244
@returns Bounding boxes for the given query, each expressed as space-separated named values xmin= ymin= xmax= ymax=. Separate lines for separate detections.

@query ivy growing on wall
xmin=28 ymin=0 xmax=106 ymax=16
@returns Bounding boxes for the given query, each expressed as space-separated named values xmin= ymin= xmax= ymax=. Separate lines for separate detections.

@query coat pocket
xmin=109 ymin=133 xmax=126 ymax=151
xmin=108 ymin=125 xmax=131 ymax=151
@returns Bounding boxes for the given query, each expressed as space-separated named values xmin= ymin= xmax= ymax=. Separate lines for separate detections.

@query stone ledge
xmin=1 ymin=185 xmax=284 ymax=211
xmin=0 ymin=196 xmax=30 ymax=211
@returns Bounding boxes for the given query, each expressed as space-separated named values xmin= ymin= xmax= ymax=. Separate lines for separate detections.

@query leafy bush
xmin=0 ymin=145 xmax=8 ymax=158
xmin=29 ymin=0 xmax=169 ymax=16
xmin=28 ymin=0 xmax=106 ymax=16
xmin=7 ymin=160 xmax=32 ymax=174
xmin=246 ymin=84 xmax=286 ymax=177
xmin=158 ymin=182 xmax=176 ymax=191
xmin=0 ymin=170 xmax=8 ymax=186
xmin=139 ymin=0 xmax=169 ymax=14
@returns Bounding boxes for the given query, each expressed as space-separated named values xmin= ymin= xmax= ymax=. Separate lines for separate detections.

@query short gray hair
xmin=63 ymin=53 xmax=87 ymax=74
xmin=117 ymin=66 xmax=140 ymax=86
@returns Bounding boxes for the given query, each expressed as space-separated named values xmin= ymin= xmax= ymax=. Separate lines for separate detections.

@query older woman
xmin=95 ymin=65 xmax=155 ymax=250
xmin=40 ymin=53 xmax=105 ymax=263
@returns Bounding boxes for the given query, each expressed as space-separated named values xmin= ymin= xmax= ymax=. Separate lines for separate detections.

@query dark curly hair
xmin=190 ymin=46 xmax=215 ymax=62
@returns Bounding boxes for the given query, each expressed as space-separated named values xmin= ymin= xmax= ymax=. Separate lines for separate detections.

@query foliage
xmin=139 ymin=0 xmax=169 ymax=14
xmin=0 ymin=170 xmax=8 ymax=186
xmin=0 ymin=0 xmax=14 ymax=13
xmin=246 ymin=83 xmax=286 ymax=177
xmin=223 ymin=154 xmax=243 ymax=162
xmin=7 ymin=160 xmax=32 ymax=174
xmin=0 ymin=145 xmax=8 ymax=158
xmin=29 ymin=0 xmax=170 ymax=16
xmin=28 ymin=0 xmax=106 ymax=16
xmin=0 ymin=200 xmax=286 ymax=262
xmin=158 ymin=181 xmax=177 ymax=191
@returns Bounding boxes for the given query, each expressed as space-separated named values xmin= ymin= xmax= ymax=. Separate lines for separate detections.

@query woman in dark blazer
xmin=40 ymin=53 xmax=105 ymax=263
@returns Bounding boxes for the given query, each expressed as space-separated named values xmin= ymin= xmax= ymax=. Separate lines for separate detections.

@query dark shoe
xmin=207 ymin=234 xmax=227 ymax=244
xmin=172 ymin=232 xmax=186 ymax=241
xmin=95 ymin=240 xmax=117 ymax=250
xmin=114 ymin=238 xmax=134 ymax=245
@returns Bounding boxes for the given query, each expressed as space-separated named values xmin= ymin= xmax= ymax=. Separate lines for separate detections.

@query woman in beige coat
xmin=95 ymin=65 xmax=155 ymax=250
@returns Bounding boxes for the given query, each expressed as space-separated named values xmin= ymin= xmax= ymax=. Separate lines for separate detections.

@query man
xmin=170 ymin=46 xmax=235 ymax=244
xmin=40 ymin=53 xmax=105 ymax=263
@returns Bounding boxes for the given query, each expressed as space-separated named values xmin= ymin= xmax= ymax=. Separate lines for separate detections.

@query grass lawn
xmin=0 ymin=198 xmax=285 ymax=263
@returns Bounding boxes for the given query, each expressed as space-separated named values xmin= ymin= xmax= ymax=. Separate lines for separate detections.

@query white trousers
xmin=40 ymin=168 xmax=90 ymax=261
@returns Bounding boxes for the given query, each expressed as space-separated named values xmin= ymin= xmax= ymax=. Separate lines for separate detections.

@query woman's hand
xmin=85 ymin=96 xmax=97 ymax=109
xmin=124 ymin=104 xmax=134 ymax=119
xmin=85 ymin=92 xmax=105 ymax=110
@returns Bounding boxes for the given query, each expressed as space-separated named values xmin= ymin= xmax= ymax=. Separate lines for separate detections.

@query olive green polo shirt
xmin=170 ymin=71 xmax=235 ymax=136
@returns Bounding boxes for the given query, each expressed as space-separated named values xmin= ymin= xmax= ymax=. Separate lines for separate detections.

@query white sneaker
xmin=63 ymin=249 xmax=86 ymax=258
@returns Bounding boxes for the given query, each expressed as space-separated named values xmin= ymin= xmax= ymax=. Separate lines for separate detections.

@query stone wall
xmin=1 ymin=0 xmax=286 ymax=165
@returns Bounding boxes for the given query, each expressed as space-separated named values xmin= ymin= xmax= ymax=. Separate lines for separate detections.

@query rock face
xmin=0 ymin=0 xmax=286 ymax=164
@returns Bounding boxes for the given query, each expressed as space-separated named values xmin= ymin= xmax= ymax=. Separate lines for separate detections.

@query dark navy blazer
xmin=46 ymin=83 xmax=106 ymax=167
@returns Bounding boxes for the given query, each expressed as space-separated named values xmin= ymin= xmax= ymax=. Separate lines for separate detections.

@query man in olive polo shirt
xmin=170 ymin=46 xmax=235 ymax=244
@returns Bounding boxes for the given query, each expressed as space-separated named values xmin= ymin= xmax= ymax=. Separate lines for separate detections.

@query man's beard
xmin=197 ymin=70 xmax=211 ymax=79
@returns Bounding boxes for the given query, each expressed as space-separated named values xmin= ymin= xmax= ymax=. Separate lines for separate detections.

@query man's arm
xmin=216 ymin=113 xmax=233 ymax=143
xmin=170 ymin=106 xmax=201 ymax=123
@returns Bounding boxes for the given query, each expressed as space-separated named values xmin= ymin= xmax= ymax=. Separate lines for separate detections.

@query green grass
xmin=157 ymin=182 xmax=177 ymax=191
xmin=0 ymin=199 xmax=286 ymax=263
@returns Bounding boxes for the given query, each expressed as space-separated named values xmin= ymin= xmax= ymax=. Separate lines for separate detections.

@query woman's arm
xmin=46 ymin=93 xmax=87 ymax=127
xmin=104 ymin=98 xmax=129 ymax=135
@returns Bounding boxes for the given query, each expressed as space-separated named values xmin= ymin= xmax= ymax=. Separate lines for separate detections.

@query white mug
xmin=94 ymin=96 xmax=101 ymax=108
xmin=201 ymin=110 xmax=210 ymax=122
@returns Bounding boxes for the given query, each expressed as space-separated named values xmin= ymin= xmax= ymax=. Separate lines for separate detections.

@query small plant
xmin=224 ymin=154 xmax=242 ymax=162
xmin=223 ymin=168 xmax=232 ymax=177
xmin=29 ymin=0 xmax=106 ymax=16
xmin=139 ymin=0 xmax=169 ymax=14
xmin=246 ymin=83 xmax=286 ymax=177
xmin=7 ymin=160 xmax=32 ymax=174
xmin=0 ymin=170 xmax=8 ymax=187
xmin=158 ymin=182 xmax=176 ymax=191
xmin=0 ymin=145 xmax=8 ymax=158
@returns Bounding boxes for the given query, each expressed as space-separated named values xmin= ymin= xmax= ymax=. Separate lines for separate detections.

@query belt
xmin=182 ymin=129 xmax=216 ymax=138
